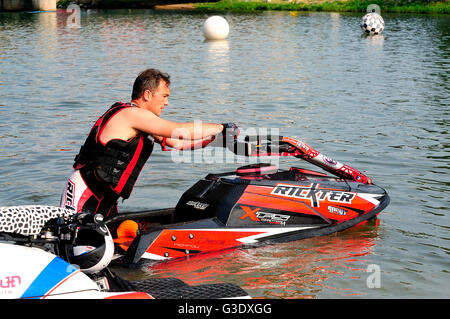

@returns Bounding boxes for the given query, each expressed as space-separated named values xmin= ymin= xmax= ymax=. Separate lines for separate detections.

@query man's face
xmin=146 ymin=80 xmax=170 ymax=117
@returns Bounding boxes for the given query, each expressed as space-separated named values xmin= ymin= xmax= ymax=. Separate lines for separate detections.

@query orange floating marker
xmin=115 ymin=220 xmax=139 ymax=252
xmin=117 ymin=220 xmax=139 ymax=238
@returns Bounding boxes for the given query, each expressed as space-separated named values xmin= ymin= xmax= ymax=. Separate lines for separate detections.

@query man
xmin=60 ymin=68 xmax=237 ymax=218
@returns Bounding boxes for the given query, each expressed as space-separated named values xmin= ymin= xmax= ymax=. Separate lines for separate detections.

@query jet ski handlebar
xmin=228 ymin=135 xmax=373 ymax=184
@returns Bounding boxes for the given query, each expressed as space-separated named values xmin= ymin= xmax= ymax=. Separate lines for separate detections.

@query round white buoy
xmin=360 ymin=12 xmax=385 ymax=36
xmin=203 ymin=16 xmax=230 ymax=41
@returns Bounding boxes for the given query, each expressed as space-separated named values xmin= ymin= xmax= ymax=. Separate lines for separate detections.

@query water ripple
xmin=1 ymin=10 xmax=449 ymax=298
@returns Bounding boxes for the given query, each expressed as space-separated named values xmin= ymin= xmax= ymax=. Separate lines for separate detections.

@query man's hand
xmin=221 ymin=123 xmax=239 ymax=138
xmin=220 ymin=123 xmax=239 ymax=149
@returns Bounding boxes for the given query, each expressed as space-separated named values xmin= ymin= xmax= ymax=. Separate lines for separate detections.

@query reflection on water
xmin=0 ymin=10 xmax=449 ymax=298
xmin=364 ymin=34 xmax=384 ymax=47
xmin=110 ymin=221 xmax=380 ymax=299
xmin=206 ymin=39 xmax=229 ymax=70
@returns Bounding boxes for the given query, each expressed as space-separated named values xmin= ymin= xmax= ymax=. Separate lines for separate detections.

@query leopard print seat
xmin=0 ymin=206 xmax=75 ymax=236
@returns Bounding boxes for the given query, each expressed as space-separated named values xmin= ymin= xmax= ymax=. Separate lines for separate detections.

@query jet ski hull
xmin=106 ymin=166 xmax=390 ymax=263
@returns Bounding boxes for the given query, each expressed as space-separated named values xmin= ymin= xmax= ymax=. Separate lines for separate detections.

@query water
xmin=0 ymin=9 xmax=448 ymax=299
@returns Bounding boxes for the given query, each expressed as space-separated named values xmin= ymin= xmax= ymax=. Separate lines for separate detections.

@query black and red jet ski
xmin=106 ymin=135 xmax=390 ymax=263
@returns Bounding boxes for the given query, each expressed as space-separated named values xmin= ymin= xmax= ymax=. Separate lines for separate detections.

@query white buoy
xmin=203 ymin=16 xmax=230 ymax=41
xmin=360 ymin=12 xmax=385 ymax=35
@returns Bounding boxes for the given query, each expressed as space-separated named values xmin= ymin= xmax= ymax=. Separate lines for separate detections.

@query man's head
xmin=131 ymin=68 xmax=171 ymax=116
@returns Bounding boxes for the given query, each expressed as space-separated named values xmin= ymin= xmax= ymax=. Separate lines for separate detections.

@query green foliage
xmin=57 ymin=0 xmax=72 ymax=8
xmin=194 ymin=0 xmax=450 ymax=14
xmin=55 ymin=0 xmax=450 ymax=13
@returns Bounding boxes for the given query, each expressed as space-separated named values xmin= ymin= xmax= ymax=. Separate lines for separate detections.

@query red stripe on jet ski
xmin=105 ymin=292 xmax=154 ymax=299
xmin=144 ymin=229 xmax=268 ymax=259
xmin=41 ymin=270 xmax=81 ymax=299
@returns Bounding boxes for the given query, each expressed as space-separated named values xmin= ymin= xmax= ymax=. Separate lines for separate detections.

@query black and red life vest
xmin=73 ymin=102 xmax=154 ymax=199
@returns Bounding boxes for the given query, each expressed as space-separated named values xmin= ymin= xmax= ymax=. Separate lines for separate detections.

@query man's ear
xmin=143 ymin=89 xmax=153 ymax=101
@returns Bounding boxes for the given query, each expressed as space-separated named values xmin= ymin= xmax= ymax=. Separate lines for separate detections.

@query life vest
xmin=73 ymin=102 xmax=154 ymax=199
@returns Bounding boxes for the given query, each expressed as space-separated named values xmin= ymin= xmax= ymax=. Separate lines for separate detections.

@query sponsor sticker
xmin=0 ymin=276 xmax=21 ymax=289
xmin=255 ymin=211 xmax=291 ymax=225
xmin=239 ymin=206 xmax=291 ymax=225
xmin=323 ymin=156 xmax=337 ymax=166
xmin=0 ymin=275 xmax=22 ymax=296
xmin=186 ymin=201 xmax=210 ymax=210
xmin=270 ymin=183 xmax=355 ymax=207
xmin=63 ymin=180 xmax=76 ymax=211
xmin=327 ymin=206 xmax=348 ymax=216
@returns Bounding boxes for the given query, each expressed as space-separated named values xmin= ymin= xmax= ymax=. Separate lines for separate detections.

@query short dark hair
xmin=131 ymin=68 xmax=171 ymax=100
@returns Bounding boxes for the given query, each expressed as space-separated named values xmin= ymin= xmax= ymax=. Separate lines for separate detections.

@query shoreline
xmin=154 ymin=3 xmax=197 ymax=10
xmin=57 ymin=0 xmax=450 ymax=14
xmin=192 ymin=0 xmax=450 ymax=14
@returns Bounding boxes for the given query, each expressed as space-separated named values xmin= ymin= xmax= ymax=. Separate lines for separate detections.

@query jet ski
xmin=0 ymin=209 xmax=250 ymax=299
xmin=0 ymin=242 xmax=249 ymax=299
xmin=104 ymin=135 xmax=390 ymax=263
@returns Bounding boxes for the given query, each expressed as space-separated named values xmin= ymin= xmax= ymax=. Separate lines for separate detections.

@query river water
xmin=0 ymin=9 xmax=448 ymax=299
